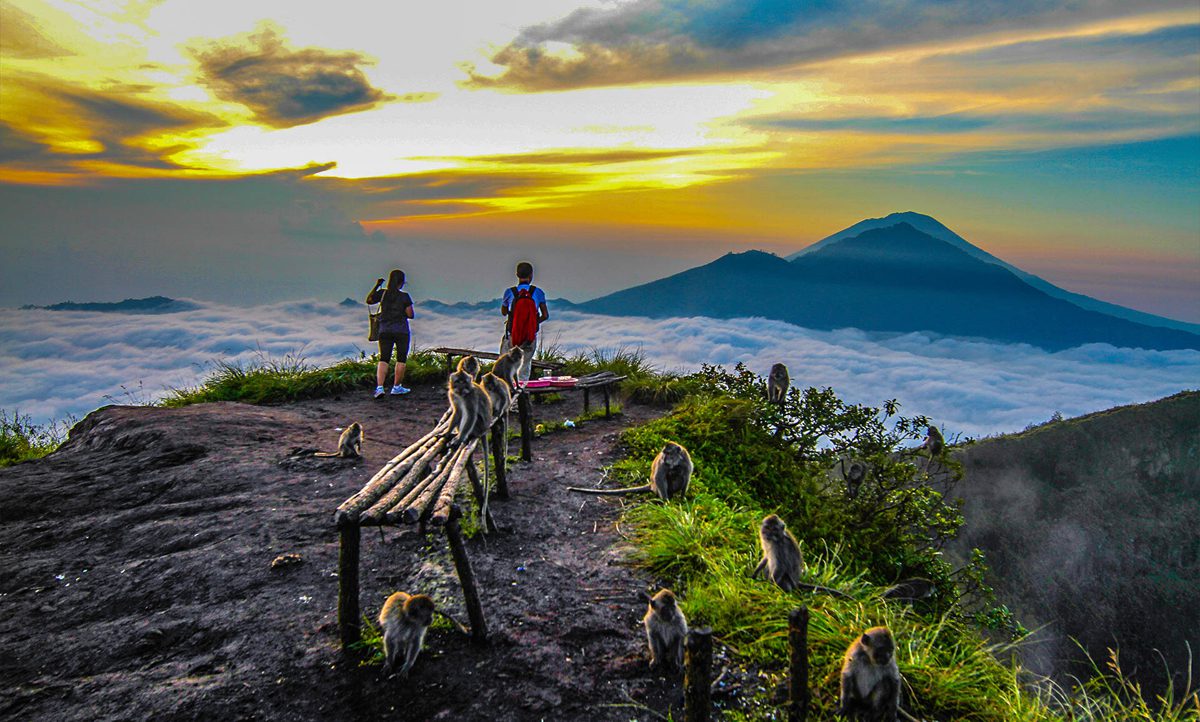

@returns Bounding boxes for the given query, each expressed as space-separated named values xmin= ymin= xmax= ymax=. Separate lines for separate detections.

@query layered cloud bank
xmin=1 ymin=300 xmax=1196 ymax=438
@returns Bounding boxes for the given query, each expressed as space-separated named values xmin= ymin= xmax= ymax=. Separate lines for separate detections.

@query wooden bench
xmin=429 ymin=346 xmax=563 ymax=378
xmin=514 ymin=371 xmax=627 ymax=461
xmin=333 ymin=411 xmax=503 ymax=650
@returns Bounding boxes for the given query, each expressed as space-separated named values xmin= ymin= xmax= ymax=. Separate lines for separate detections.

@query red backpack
xmin=507 ymin=285 xmax=540 ymax=347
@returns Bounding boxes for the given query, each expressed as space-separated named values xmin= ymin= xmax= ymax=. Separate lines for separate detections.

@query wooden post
xmin=491 ymin=422 xmax=509 ymax=499
xmin=788 ymin=607 xmax=811 ymax=722
xmin=603 ymin=385 xmax=611 ymax=418
xmin=337 ymin=520 xmax=361 ymax=650
xmin=518 ymin=391 xmax=533 ymax=462
xmin=684 ymin=626 xmax=713 ymax=722
xmin=445 ymin=353 xmax=454 ymax=380
xmin=583 ymin=387 xmax=591 ymax=414
xmin=445 ymin=505 xmax=488 ymax=643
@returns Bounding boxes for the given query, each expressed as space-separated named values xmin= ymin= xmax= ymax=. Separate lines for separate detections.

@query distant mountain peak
xmin=579 ymin=221 xmax=1200 ymax=351
xmin=19 ymin=296 xmax=197 ymax=314
xmin=786 ymin=213 xmax=1199 ymax=334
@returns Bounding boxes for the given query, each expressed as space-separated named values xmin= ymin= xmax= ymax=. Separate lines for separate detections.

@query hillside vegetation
xmin=951 ymin=391 xmax=1200 ymax=698
xmin=6 ymin=349 xmax=1197 ymax=719
xmin=605 ymin=363 xmax=1198 ymax=720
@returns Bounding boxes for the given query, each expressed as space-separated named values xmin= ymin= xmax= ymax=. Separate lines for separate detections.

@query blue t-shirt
xmin=501 ymin=283 xmax=546 ymax=311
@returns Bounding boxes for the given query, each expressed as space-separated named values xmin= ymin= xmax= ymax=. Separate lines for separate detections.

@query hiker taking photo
xmin=367 ymin=269 xmax=415 ymax=399
xmin=500 ymin=261 xmax=549 ymax=385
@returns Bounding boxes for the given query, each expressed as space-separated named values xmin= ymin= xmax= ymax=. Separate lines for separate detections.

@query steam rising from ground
xmin=2 ymin=300 xmax=1196 ymax=434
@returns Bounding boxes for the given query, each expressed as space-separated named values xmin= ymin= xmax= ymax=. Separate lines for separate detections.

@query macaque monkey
xmin=479 ymin=371 xmax=512 ymax=461
xmin=753 ymin=514 xmax=804 ymax=591
xmin=491 ymin=347 xmax=525 ymax=393
xmin=313 ymin=422 xmax=363 ymax=458
xmin=839 ymin=626 xmax=901 ymax=721
xmin=767 ymin=363 xmax=790 ymax=405
xmin=643 ymin=588 xmax=688 ymax=672
xmin=567 ymin=442 xmax=692 ymax=500
xmin=840 ymin=458 xmax=868 ymax=499
xmin=379 ymin=591 xmax=436 ymax=679
xmin=479 ymin=372 xmax=512 ymax=425
xmin=456 ymin=355 xmax=483 ymax=381
xmin=919 ymin=425 xmax=944 ymax=459
xmin=882 ymin=578 xmax=936 ymax=602
xmin=446 ymin=371 xmax=491 ymax=447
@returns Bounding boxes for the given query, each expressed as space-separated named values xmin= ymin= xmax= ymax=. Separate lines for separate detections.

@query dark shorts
xmin=379 ymin=332 xmax=410 ymax=364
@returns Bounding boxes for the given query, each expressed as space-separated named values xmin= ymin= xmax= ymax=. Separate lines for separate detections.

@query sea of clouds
xmin=1 ymin=299 xmax=1196 ymax=438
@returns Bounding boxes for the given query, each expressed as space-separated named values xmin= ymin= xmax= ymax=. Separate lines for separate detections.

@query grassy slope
xmin=951 ymin=391 xmax=1200 ymax=701
xmin=607 ymin=370 xmax=1198 ymax=721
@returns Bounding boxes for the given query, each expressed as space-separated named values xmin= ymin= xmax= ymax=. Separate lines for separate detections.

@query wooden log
xmin=393 ymin=446 xmax=460 ymax=525
xmin=335 ymin=441 xmax=428 ymax=523
xmin=491 ymin=421 xmax=509 ymax=500
xmin=430 ymin=440 xmax=479 ymax=525
xmin=359 ymin=435 xmax=448 ymax=524
xmin=445 ymin=505 xmax=488 ymax=643
xmin=397 ymin=440 xmax=471 ymax=525
xmin=684 ymin=626 xmax=713 ymax=722
xmin=384 ymin=458 xmax=452 ymax=525
xmin=518 ymin=391 xmax=533 ymax=462
xmin=334 ymin=411 xmax=452 ymax=524
xmin=788 ymin=606 xmax=811 ymax=722
xmin=337 ymin=520 xmax=361 ymax=650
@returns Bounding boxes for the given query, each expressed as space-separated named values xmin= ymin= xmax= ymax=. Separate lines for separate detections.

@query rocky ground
xmin=0 ymin=383 xmax=727 ymax=721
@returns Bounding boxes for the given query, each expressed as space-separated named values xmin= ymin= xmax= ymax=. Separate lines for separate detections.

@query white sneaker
xmin=390 ymin=385 xmax=411 ymax=395
xmin=374 ymin=386 xmax=385 ymax=399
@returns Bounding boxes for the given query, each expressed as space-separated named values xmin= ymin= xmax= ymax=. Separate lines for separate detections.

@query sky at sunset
xmin=2 ymin=0 xmax=1198 ymax=321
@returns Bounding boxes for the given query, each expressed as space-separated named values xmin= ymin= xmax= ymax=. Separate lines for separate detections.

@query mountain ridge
xmin=787 ymin=211 xmax=1198 ymax=333
xmin=579 ymin=222 xmax=1200 ymax=351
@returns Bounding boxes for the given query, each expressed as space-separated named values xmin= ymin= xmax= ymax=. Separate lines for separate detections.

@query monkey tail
xmin=312 ymin=451 xmax=341 ymax=458
xmin=565 ymin=484 xmax=653 ymax=495
xmin=480 ymin=434 xmax=490 ymax=535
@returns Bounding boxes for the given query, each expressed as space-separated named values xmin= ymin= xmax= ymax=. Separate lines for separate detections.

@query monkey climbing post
xmin=334 ymin=414 xmax=497 ymax=652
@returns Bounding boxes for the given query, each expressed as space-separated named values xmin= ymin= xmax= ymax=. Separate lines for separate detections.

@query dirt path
xmin=0 ymin=384 xmax=685 ymax=721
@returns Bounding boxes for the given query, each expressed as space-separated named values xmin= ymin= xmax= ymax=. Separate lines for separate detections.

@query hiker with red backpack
xmin=500 ymin=261 xmax=549 ymax=385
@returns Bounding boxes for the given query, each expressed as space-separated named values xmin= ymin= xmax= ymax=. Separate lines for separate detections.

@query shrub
xmin=0 ymin=410 xmax=70 ymax=467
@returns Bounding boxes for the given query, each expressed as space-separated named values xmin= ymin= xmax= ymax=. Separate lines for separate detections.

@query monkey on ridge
xmin=753 ymin=513 xmax=804 ymax=591
xmin=839 ymin=625 xmax=901 ymax=721
xmin=840 ymin=457 xmax=868 ymax=499
xmin=767 ymin=362 xmax=790 ymax=405
xmin=643 ymin=588 xmax=688 ymax=673
xmin=567 ymin=442 xmax=692 ymax=500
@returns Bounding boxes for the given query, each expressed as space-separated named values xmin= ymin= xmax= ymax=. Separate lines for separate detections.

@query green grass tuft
xmin=0 ymin=410 xmax=72 ymax=467
xmin=162 ymin=350 xmax=445 ymax=407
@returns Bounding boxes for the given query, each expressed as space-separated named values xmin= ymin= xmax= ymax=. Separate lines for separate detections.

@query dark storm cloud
xmin=0 ymin=122 xmax=57 ymax=163
xmin=1 ymin=74 xmax=226 ymax=172
xmin=191 ymin=24 xmax=390 ymax=128
xmin=463 ymin=0 xmax=1187 ymax=91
